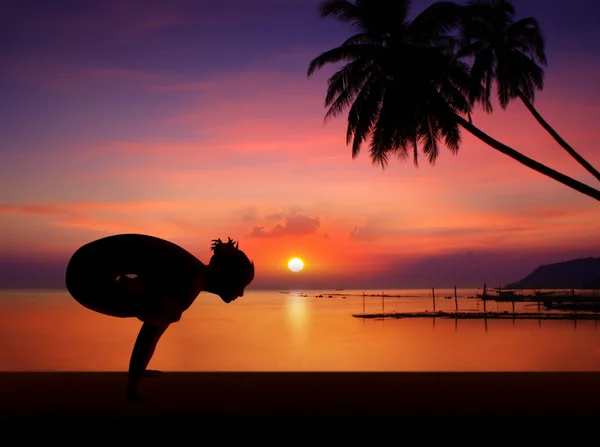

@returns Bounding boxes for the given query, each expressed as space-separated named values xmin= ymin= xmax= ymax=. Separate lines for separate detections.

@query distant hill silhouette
xmin=504 ymin=257 xmax=600 ymax=289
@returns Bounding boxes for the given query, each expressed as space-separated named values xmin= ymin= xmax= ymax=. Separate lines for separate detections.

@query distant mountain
xmin=504 ymin=257 xmax=600 ymax=289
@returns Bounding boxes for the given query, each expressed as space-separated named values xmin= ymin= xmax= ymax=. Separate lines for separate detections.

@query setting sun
xmin=288 ymin=257 xmax=304 ymax=272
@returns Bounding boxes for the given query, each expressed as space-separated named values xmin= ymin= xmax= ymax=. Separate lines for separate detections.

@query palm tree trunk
xmin=454 ymin=114 xmax=600 ymax=203
xmin=517 ymin=89 xmax=600 ymax=183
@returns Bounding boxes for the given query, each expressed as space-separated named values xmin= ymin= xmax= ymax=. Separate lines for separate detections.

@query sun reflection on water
xmin=285 ymin=294 xmax=308 ymax=346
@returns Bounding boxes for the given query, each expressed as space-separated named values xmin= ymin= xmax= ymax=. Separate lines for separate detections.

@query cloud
xmin=0 ymin=203 xmax=77 ymax=219
xmin=231 ymin=206 xmax=258 ymax=222
xmin=266 ymin=212 xmax=285 ymax=221
xmin=0 ymin=200 xmax=207 ymax=217
xmin=0 ymin=200 xmax=221 ymax=237
xmin=347 ymin=214 xmax=540 ymax=252
xmin=248 ymin=212 xmax=320 ymax=238
xmin=349 ymin=224 xmax=381 ymax=242
xmin=348 ymin=216 xmax=403 ymax=242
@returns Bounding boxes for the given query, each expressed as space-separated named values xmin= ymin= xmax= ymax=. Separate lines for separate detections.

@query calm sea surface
xmin=2 ymin=288 xmax=600 ymax=372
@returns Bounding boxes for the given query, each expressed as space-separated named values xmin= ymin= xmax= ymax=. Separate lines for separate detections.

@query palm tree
xmin=306 ymin=0 xmax=600 ymax=202
xmin=458 ymin=0 xmax=600 ymax=183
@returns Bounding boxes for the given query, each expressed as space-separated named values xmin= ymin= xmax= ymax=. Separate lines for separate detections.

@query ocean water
xmin=1 ymin=287 xmax=600 ymax=372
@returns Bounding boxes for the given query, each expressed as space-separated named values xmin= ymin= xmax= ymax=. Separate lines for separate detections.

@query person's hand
xmin=126 ymin=390 xmax=139 ymax=403
xmin=126 ymin=386 xmax=150 ymax=406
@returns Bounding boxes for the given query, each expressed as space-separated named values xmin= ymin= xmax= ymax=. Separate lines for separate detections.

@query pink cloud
xmin=0 ymin=203 xmax=77 ymax=219
xmin=0 ymin=200 xmax=216 ymax=216
xmin=248 ymin=212 xmax=321 ymax=238
xmin=0 ymin=199 xmax=233 ymax=240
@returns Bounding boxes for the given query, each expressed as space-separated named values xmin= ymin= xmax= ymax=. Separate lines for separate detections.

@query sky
xmin=1 ymin=0 xmax=600 ymax=290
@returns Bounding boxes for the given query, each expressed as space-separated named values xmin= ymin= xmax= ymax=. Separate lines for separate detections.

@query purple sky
xmin=1 ymin=0 xmax=600 ymax=290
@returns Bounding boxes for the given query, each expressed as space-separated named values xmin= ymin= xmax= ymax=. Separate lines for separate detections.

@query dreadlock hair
xmin=209 ymin=237 xmax=255 ymax=288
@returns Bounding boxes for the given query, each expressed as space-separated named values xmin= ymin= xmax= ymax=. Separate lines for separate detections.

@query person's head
xmin=208 ymin=237 xmax=255 ymax=303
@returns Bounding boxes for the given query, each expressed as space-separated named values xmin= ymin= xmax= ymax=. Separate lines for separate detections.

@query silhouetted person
xmin=65 ymin=234 xmax=255 ymax=402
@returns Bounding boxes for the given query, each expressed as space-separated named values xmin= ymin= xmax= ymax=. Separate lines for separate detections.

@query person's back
xmin=66 ymin=233 xmax=203 ymax=322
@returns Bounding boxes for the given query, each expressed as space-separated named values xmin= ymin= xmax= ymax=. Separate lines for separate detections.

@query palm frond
xmin=508 ymin=17 xmax=547 ymax=65
xmin=341 ymin=32 xmax=384 ymax=47
xmin=307 ymin=44 xmax=374 ymax=77
xmin=409 ymin=1 xmax=465 ymax=37
xmin=422 ymin=116 xmax=441 ymax=164
xmin=345 ymin=72 xmax=385 ymax=155
xmin=412 ymin=138 xmax=419 ymax=167
xmin=318 ymin=0 xmax=360 ymax=24
xmin=323 ymin=58 xmax=375 ymax=120
xmin=495 ymin=64 xmax=511 ymax=108
xmin=439 ymin=112 xmax=462 ymax=154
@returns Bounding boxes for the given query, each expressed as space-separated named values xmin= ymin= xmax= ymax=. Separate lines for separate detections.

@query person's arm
xmin=116 ymin=274 xmax=145 ymax=294
xmin=126 ymin=321 xmax=170 ymax=402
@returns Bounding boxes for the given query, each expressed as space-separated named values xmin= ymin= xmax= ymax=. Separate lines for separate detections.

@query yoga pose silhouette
xmin=65 ymin=233 xmax=255 ymax=402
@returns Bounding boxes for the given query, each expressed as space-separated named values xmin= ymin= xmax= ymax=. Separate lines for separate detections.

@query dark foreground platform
xmin=2 ymin=372 xmax=600 ymax=420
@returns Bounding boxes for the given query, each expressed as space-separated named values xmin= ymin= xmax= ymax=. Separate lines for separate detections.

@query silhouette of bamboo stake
xmin=454 ymin=285 xmax=458 ymax=312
